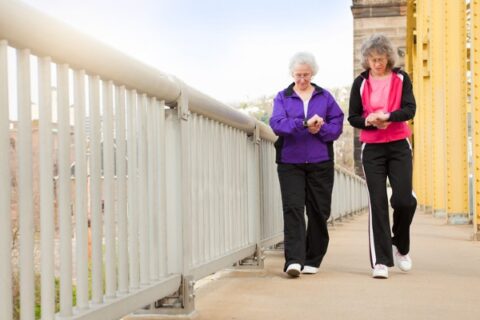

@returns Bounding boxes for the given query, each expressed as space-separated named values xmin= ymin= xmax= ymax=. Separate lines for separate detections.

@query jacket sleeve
xmin=269 ymin=92 xmax=305 ymax=136
xmin=388 ymin=71 xmax=416 ymax=122
xmin=318 ymin=93 xmax=344 ymax=142
xmin=348 ymin=77 xmax=377 ymax=130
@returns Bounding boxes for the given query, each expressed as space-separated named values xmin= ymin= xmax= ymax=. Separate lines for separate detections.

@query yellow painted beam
xmin=407 ymin=0 xmax=426 ymax=207
xmin=415 ymin=0 xmax=435 ymax=213
xmin=430 ymin=0 xmax=447 ymax=218
xmin=445 ymin=0 xmax=469 ymax=223
xmin=472 ymin=0 xmax=480 ymax=235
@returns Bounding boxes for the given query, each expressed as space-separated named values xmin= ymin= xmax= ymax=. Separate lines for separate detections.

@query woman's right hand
xmin=366 ymin=112 xmax=390 ymax=129
xmin=307 ymin=114 xmax=324 ymax=134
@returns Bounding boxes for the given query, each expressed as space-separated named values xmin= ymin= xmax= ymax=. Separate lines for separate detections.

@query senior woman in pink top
xmin=348 ymin=34 xmax=417 ymax=279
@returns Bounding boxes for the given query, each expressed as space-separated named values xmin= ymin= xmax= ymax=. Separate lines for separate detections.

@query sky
xmin=22 ymin=0 xmax=354 ymax=104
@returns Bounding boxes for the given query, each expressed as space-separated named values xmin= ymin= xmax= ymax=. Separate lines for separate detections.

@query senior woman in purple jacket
xmin=270 ymin=52 xmax=344 ymax=277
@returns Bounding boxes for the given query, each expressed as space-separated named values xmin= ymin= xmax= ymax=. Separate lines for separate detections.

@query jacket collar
xmin=361 ymin=67 xmax=401 ymax=80
xmin=284 ymin=82 xmax=324 ymax=97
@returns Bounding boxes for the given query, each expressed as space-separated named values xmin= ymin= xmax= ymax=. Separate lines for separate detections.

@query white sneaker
xmin=393 ymin=245 xmax=412 ymax=272
xmin=302 ymin=266 xmax=319 ymax=274
xmin=286 ymin=263 xmax=301 ymax=277
xmin=372 ymin=264 xmax=389 ymax=279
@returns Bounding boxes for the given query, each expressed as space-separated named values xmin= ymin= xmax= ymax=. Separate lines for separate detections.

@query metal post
xmin=472 ymin=0 xmax=480 ymax=237
xmin=431 ymin=0 xmax=447 ymax=218
xmin=445 ymin=0 xmax=469 ymax=224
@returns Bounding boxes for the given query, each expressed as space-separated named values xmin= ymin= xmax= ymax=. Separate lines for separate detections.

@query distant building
xmin=351 ymin=0 xmax=407 ymax=176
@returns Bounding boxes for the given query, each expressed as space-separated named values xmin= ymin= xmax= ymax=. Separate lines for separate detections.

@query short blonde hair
xmin=360 ymin=34 xmax=396 ymax=70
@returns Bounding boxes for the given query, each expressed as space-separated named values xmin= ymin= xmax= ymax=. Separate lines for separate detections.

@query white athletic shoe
xmin=372 ymin=264 xmax=389 ymax=279
xmin=393 ymin=245 xmax=412 ymax=272
xmin=302 ymin=266 xmax=319 ymax=274
xmin=286 ymin=263 xmax=301 ymax=277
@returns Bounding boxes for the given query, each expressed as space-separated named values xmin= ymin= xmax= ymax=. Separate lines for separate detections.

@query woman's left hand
xmin=367 ymin=112 xmax=390 ymax=129
xmin=307 ymin=114 xmax=324 ymax=134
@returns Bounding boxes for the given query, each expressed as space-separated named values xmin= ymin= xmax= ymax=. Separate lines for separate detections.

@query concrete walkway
xmin=193 ymin=211 xmax=480 ymax=320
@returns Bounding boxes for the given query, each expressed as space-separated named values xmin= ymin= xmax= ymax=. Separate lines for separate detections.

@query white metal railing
xmin=0 ymin=1 xmax=368 ymax=320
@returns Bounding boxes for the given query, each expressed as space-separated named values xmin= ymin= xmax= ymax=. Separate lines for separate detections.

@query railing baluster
xmin=18 ymin=48 xmax=34 ymax=320
xmin=103 ymin=80 xmax=116 ymax=298
xmin=147 ymin=96 xmax=159 ymax=281
xmin=74 ymin=69 xmax=89 ymax=310
xmin=0 ymin=40 xmax=12 ymax=320
xmin=213 ymin=123 xmax=221 ymax=258
xmin=199 ymin=116 xmax=206 ymax=263
xmin=228 ymin=127 xmax=233 ymax=251
xmin=191 ymin=115 xmax=199 ymax=266
xmin=157 ymin=100 xmax=167 ymax=277
xmin=241 ymin=132 xmax=247 ymax=246
xmin=232 ymin=130 xmax=238 ymax=248
xmin=207 ymin=119 xmax=214 ymax=258
xmin=116 ymin=86 xmax=128 ymax=294
xmin=151 ymin=99 xmax=160 ymax=279
xmin=57 ymin=63 xmax=73 ymax=316
xmin=39 ymin=56 xmax=55 ymax=319
xmin=138 ymin=94 xmax=149 ymax=285
xmin=214 ymin=123 xmax=220 ymax=257
xmin=242 ymin=134 xmax=248 ymax=246
xmin=127 ymin=90 xmax=139 ymax=289
xmin=89 ymin=75 xmax=103 ymax=304
xmin=220 ymin=124 xmax=227 ymax=254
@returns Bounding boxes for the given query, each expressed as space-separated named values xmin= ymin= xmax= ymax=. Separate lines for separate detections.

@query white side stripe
xmin=361 ymin=143 xmax=376 ymax=267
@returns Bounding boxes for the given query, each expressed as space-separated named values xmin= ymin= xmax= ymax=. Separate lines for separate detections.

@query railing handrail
xmin=0 ymin=0 xmax=278 ymax=140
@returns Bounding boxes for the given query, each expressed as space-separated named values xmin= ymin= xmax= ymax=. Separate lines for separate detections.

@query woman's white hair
xmin=289 ymin=52 xmax=319 ymax=76
xmin=360 ymin=33 xmax=396 ymax=70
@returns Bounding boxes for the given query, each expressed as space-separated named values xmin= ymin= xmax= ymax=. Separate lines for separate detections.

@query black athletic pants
xmin=277 ymin=161 xmax=334 ymax=271
xmin=361 ymin=139 xmax=417 ymax=267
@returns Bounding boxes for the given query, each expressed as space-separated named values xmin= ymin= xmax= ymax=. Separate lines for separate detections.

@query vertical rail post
xmin=138 ymin=94 xmax=150 ymax=285
xmin=116 ymin=86 xmax=128 ymax=293
xmin=39 ymin=56 xmax=55 ymax=319
xmin=74 ymin=69 xmax=89 ymax=310
xmin=103 ymin=80 xmax=116 ymax=298
xmin=0 ymin=40 xmax=12 ymax=320
xmin=57 ymin=63 xmax=73 ymax=316
xmin=89 ymin=75 xmax=103 ymax=304
xmin=127 ymin=90 xmax=139 ymax=290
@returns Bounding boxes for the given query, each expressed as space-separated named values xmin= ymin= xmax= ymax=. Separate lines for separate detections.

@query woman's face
xmin=367 ymin=52 xmax=389 ymax=77
xmin=292 ymin=63 xmax=313 ymax=90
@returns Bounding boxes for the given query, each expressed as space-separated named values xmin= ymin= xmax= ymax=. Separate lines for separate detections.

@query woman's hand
xmin=365 ymin=112 xmax=390 ymax=129
xmin=307 ymin=114 xmax=324 ymax=134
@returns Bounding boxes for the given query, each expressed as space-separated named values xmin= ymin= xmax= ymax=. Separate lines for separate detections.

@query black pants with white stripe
xmin=277 ymin=161 xmax=334 ymax=271
xmin=362 ymin=139 xmax=417 ymax=267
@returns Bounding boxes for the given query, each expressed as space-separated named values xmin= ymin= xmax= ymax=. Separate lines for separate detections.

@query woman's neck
xmin=294 ymin=85 xmax=314 ymax=102
xmin=294 ymin=84 xmax=314 ymax=96
xmin=369 ymin=70 xmax=392 ymax=79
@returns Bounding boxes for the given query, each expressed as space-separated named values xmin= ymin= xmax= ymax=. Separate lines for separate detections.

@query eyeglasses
xmin=368 ymin=57 xmax=387 ymax=65
xmin=293 ymin=73 xmax=312 ymax=80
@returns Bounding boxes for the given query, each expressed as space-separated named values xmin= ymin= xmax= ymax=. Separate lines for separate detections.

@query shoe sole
xmin=287 ymin=269 xmax=300 ymax=277
xmin=372 ymin=270 xmax=389 ymax=279
xmin=397 ymin=265 xmax=412 ymax=272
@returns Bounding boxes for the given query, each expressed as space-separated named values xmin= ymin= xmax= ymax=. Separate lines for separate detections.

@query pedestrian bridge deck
xmin=193 ymin=211 xmax=480 ymax=320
